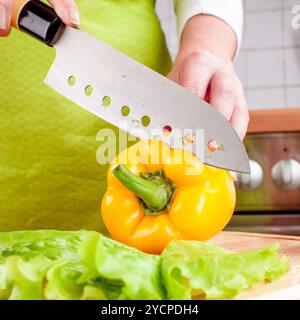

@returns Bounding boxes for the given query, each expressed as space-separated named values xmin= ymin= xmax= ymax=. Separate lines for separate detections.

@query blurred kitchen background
xmin=156 ymin=0 xmax=300 ymax=235
xmin=156 ymin=0 xmax=300 ymax=110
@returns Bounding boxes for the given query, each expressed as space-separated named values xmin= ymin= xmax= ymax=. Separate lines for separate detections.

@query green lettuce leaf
xmin=0 ymin=230 xmax=290 ymax=300
xmin=78 ymin=233 xmax=164 ymax=300
xmin=44 ymin=262 xmax=85 ymax=300
xmin=0 ymin=230 xmax=91 ymax=262
xmin=4 ymin=256 xmax=51 ymax=300
xmin=0 ymin=230 xmax=94 ymax=300
xmin=161 ymin=241 xmax=290 ymax=300
xmin=0 ymin=230 xmax=164 ymax=300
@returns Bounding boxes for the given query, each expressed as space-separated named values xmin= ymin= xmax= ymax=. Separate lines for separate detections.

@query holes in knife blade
xmin=68 ymin=75 xmax=76 ymax=86
xmin=102 ymin=96 xmax=111 ymax=107
xmin=85 ymin=85 xmax=94 ymax=96
xmin=207 ymin=139 xmax=218 ymax=152
xmin=184 ymin=134 xmax=195 ymax=145
xmin=163 ymin=125 xmax=172 ymax=136
xmin=121 ymin=106 xmax=130 ymax=117
xmin=141 ymin=116 xmax=151 ymax=127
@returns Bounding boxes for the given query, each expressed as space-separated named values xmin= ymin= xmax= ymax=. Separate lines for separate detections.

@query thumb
xmin=48 ymin=0 xmax=80 ymax=27
xmin=0 ymin=0 xmax=12 ymax=36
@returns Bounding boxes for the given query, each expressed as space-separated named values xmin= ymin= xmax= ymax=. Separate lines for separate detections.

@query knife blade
xmin=12 ymin=0 xmax=250 ymax=173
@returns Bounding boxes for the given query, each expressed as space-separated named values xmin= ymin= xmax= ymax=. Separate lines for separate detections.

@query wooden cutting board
xmin=212 ymin=232 xmax=300 ymax=300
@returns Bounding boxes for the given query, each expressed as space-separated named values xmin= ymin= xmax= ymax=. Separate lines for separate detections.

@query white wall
xmin=155 ymin=0 xmax=300 ymax=110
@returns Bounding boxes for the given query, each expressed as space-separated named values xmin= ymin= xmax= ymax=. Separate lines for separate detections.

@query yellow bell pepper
xmin=101 ymin=140 xmax=236 ymax=254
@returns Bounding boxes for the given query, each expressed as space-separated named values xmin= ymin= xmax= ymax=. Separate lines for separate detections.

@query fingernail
xmin=0 ymin=5 xmax=7 ymax=29
xmin=69 ymin=9 xmax=80 ymax=27
xmin=230 ymin=171 xmax=238 ymax=182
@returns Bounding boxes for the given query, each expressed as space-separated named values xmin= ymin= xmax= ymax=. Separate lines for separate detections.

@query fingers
xmin=0 ymin=0 xmax=12 ymax=36
xmin=0 ymin=0 xmax=81 ymax=36
xmin=48 ymin=0 xmax=80 ymax=27
xmin=230 ymin=95 xmax=249 ymax=140
xmin=171 ymin=51 xmax=218 ymax=99
xmin=210 ymin=69 xmax=249 ymax=139
xmin=209 ymin=68 xmax=239 ymax=121
xmin=168 ymin=49 xmax=249 ymax=141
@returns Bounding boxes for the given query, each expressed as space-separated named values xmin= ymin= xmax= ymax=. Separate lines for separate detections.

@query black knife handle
xmin=12 ymin=0 xmax=65 ymax=46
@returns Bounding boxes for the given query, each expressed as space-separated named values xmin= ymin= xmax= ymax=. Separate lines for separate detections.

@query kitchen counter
xmin=213 ymin=231 xmax=300 ymax=300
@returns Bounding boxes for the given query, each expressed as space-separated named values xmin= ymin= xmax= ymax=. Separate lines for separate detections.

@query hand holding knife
xmin=3 ymin=0 xmax=250 ymax=173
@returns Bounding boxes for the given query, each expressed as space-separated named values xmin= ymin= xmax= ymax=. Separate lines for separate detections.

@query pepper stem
xmin=113 ymin=165 xmax=175 ymax=215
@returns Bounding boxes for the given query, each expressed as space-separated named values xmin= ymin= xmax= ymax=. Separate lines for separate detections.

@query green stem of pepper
xmin=113 ymin=164 xmax=176 ymax=216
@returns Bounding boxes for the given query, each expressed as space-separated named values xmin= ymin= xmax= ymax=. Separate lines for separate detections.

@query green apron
xmin=0 ymin=0 xmax=172 ymax=232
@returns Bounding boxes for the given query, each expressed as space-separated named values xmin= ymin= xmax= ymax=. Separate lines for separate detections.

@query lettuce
xmin=0 ymin=230 xmax=92 ymax=300
xmin=0 ymin=230 xmax=289 ymax=300
xmin=78 ymin=233 xmax=164 ymax=300
xmin=0 ymin=230 xmax=163 ymax=300
xmin=161 ymin=241 xmax=290 ymax=299
xmin=0 ymin=230 xmax=90 ymax=261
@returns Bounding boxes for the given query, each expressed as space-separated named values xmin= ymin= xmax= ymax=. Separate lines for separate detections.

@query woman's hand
xmin=0 ymin=0 xmax=80 ymax=37
xmin=168 ymin=15 xmax=249 ymax=140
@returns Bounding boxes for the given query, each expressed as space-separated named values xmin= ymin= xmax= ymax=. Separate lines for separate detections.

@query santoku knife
xmin=11 ymin=0 xmax=250 ymax=173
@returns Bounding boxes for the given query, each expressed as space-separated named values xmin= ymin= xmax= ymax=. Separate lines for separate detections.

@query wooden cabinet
xmin=248 ymin=109 xmax=300 ymax=134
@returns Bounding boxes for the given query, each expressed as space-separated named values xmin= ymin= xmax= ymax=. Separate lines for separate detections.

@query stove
xmin=226 ymin=132 xmax=300 ymax=235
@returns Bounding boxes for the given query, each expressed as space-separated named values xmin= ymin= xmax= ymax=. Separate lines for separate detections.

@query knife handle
xmin=12 ymin=0 xmax=65 ymax=46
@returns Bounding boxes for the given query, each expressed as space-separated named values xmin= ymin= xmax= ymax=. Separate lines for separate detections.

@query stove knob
xmin=236 ymin=160 xmax=263 ymax=191
xmin=271 ymin=159 xmax=300 ymax=190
